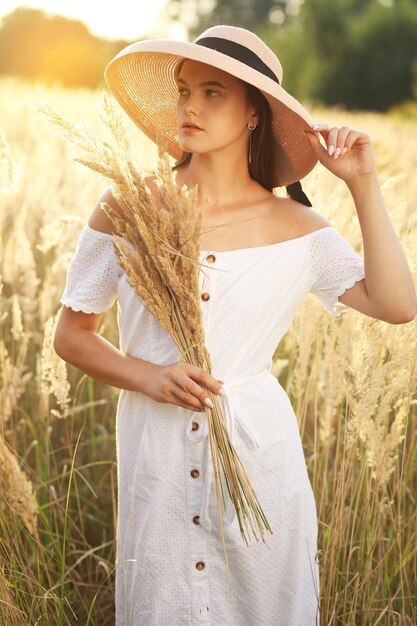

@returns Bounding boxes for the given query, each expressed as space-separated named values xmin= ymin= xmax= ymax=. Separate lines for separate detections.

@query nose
xmin=181 ymin=91 xmax=200 ymax=116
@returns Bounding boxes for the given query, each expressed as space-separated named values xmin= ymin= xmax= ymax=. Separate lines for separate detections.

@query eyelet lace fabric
xmin=60 ymin=226 xmax=122 ymax=314
xmin=59 ymin=224 xmax=365 ymax=625
xmin=306 ymin=226 xmax=365 ymax=315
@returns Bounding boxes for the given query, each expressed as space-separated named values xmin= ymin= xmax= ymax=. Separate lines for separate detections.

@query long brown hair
xmin=244 ymin=83 xmax=275 ymax=191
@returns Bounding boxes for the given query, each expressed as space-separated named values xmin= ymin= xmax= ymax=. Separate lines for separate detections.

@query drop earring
xmin=247 ymin=122 xmax=257 ymax=165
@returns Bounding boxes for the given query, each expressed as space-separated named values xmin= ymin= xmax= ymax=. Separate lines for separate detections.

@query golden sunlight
xmin=0 ymin=0 xmax=173 ymax=40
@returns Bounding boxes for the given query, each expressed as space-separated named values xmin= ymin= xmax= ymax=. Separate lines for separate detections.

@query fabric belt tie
xmin=190 ymin=367 xmax=272 ymax=533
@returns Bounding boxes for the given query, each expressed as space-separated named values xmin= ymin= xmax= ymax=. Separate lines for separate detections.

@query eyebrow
xmin=176 ymin=78 xmax=227 ymax=89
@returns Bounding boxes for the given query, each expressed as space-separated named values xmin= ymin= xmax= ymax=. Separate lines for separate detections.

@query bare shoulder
xmin=88 ymin=187 xmax=124 ymax=234
xmin=88 ymin=175 xmax=159 ymax=234
xmin=267 ymin=195 xmax=331 ymax=238
xmin=144 ymin=173 xmax=158 ymax=191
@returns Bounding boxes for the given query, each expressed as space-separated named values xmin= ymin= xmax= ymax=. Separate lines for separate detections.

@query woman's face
xmin=175 ymin=59 xmax=258 ymax=158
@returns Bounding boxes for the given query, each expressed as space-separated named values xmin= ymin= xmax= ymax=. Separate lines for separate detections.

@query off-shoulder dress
xmin=60 ymin=224 xmax=365 ymax=626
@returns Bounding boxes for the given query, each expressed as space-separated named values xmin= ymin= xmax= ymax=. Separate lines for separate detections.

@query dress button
xmin=193 ymin=515 xmax=200 ymax=525
xmin=191 ymin=421 xmax=200 ymax=431
xmin=206 ymin=254 xmax=216 ymax=263
xmin=201 ymin=292 xmax=210 ymax=301
xmin=196 ymin=561 xmax=205 ymax=570
xmin=190 ymin=469 xmax=200 ymax=479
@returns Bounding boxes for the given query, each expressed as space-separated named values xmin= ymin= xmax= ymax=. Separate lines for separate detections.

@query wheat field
xmin=0 ymin=77 xmax=416 ymax=625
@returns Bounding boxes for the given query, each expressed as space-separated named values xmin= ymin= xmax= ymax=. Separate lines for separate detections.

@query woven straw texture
xmin=104 ymin=25 xmax=318 ymax=187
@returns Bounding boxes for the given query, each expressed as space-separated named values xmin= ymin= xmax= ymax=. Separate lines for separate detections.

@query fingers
xmin=173 ymin=386 xmax=206 ymax=412
xmin=325 ymin=126 xmax=351 ymax=158
xmin=187 ymin=366 xmax=226 ymax=407
xmin=177 ymin=378 xmax=214 ymax=409
xmin=171 ymin=362 xmax=225 ymax=412
xmin=310 ymin=123 xmax=357 ymax=159
xmin=189 ymin=365 xmax=225 ymax=396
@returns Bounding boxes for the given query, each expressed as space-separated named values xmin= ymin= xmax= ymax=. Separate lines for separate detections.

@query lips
xmin=182 ymin=122 xmax=202 ymax=130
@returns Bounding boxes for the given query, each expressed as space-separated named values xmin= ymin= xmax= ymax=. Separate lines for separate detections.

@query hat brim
xmin=104 ymin=39 xmax=318 ymax=187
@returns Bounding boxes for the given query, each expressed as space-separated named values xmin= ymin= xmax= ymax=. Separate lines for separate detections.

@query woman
xmin=54 ymin=25 xmax=416 ymax=626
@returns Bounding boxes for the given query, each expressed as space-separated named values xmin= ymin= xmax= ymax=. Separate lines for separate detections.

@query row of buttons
xmin=190 ymin=420 xmax=205 ymax=570
xmin=194 ymin=256 xmax=214 ymax=582
xmin=201 ymin=253 xmax=216 ymax=302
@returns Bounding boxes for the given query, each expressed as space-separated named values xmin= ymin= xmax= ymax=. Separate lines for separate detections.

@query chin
xmin=180 ymin=136 xmax=202 ymax=146
xmin=179 ymin=141 xmax=204 ymax=155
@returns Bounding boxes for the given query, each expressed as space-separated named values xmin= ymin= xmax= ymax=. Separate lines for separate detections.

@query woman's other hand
xmin=143 ymin=361 xmax=225 ymax=412
xmin=304 ymin=122 xmax=377 ymax=184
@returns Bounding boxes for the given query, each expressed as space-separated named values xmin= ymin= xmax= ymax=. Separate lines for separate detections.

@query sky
xmin=0 ymin=0 xmax=187 ymax=41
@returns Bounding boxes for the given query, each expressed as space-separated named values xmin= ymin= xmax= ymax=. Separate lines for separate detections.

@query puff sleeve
xmin=60 ymin=225 xmax=122 ymax=314
xmin=306 ymin=226 xmax=365 ymax=316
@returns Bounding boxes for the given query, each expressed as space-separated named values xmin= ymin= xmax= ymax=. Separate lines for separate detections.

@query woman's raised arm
xmin=305 ymin=123 xmax=417 ymax=324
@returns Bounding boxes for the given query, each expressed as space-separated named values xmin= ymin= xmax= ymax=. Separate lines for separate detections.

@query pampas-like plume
xmin=40 ymin=312 xmax=70 ymax=418
xmin=0 ymin=435 xmax=38 ymax=536
xmin=0 ymin=127 xmax=17 ymax=193
xmin=32 ymin=93 xmax=273 ymax=577
xmin=0 ymin=318 xmax=32 ymax=427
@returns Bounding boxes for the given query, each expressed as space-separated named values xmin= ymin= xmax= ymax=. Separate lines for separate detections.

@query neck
xmin=178 ymin=152 xmax=255 ymax=209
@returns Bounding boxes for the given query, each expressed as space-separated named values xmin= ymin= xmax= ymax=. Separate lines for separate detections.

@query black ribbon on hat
xmin=195 ymin=36 xmax=280 ymax=84
xmin=285 ymin=181 xmax=312 ymax=207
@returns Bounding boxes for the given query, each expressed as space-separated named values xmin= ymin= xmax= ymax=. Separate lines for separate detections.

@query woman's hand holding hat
xmin=304 ymin=123 xmax=377 ymax=185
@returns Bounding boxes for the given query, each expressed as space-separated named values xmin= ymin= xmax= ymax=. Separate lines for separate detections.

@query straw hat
xmin=104 ymin=24 xmax=318 ymax=189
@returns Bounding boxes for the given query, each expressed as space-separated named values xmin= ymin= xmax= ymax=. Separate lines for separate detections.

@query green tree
xmin=168 ymin=0 xmax=299 ymax=37
xmin=260 ymin=0 xmax=417 ymax=111
xmin=329 ymin=1 xmax=417 ymax=110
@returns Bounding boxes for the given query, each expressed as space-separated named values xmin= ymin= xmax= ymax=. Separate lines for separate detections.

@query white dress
xmin=60 ymin=223 xmax=366 ymax=626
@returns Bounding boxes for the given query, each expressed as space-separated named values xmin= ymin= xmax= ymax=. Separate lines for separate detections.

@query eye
xmin=205 ymin=89 xmax=219 ymax=97
xmin=177 ymin=87 xmax=189 ymax=96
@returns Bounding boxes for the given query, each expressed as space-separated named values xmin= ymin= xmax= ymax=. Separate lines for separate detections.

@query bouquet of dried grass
xmin=32 ymin=93 xmax=273 ymax=577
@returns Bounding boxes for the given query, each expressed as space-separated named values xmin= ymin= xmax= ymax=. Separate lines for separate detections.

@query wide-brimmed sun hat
xmin=104 ymin=24 xmax=318 ymax=189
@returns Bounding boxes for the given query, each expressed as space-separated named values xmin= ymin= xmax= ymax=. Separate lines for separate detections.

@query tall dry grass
xmin=0 ymin=77 xmax=416 ymax=625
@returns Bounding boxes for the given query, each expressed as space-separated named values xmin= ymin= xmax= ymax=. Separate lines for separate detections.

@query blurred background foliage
xmin=0 ymin=7 xmax=130 ymax=89
xmin=0 ymin=0 xmax=416 ymax=113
